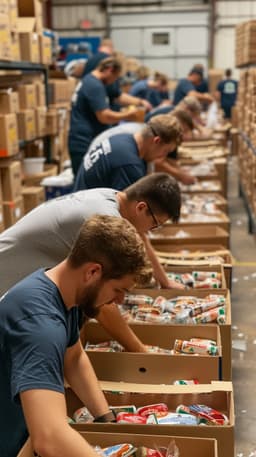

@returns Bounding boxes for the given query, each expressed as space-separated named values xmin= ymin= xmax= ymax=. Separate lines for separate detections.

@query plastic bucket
xmin=23 ymin=157 xmax=45 ymax=175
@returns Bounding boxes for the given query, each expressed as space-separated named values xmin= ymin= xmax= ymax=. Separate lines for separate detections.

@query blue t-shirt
xmin=0 ymin=269 xmax=79 ymax=457
xmin=82 ymin=51 xmax=122 ymax=108
xmin=68 ymin=73 xmax=109 ymax=153
xmin=173 ymin=78 xmax=195 ymax=105
xmin=217 ymin=78 xmax=238 ymax=118
xmin=196 ymin=78 xmax=208 ymax=93
xmin=145 ymin=105 xmax=174 ymax=122
xmin=129 ymin=80 xmax=149 ymax=99
xmin=74 ymin=133 xmax=147 ymax=191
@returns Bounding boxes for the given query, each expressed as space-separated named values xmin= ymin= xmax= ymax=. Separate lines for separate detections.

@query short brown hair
xmin=143 ymin=114 xmax=183 ymax=145
xmin=68 ymin=215 xmax=151 ymax=284
xmin=97 ymin=57 xmax=122 ymax=74
xmin=172 ymin=109 xmax=194 ymax=131
xmin=125 ymin=173 xmax=181 ymax=223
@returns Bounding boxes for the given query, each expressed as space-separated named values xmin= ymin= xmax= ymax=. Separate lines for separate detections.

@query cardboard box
xmin=35 ymin=81 xmax=46 ymax=106
xmin=1 ymin=161 xmax=22 ymax=200
xmin=18 ymin=0 xmax=43 ymax=18
xmin=39 ymin=34 xmax=51 ymax=65
xmin=18 ymin=18 xmax=39 ymax=63
xmin=82 ymin=323 xmax=222 ymax=383
xmin=0 ymin=91 xmax=19 ymax=114
xmin=18 ymin=84 xmax=36 ymax=110
xmin=17 ymin=109 xmax=36 ymax=141
xmin=48 ymin=79 xmax=72 ymax=104
xmin=10 ymin=31 xmax=20 ymax=60
xmin=177 ymin=212 xmax=230 ymax=232
xmin=66 ymin=381 xmax=234 ymax=457
xmin=0 ymin=202 xmax=4 ymax=232
xmin=35 ymin=106 xmax=46 ymax=137
xmin=182 ymin=192 xmax=228 ymax=213
xmin=3 ymin=196 xmax=24 ymax=227
xmin=180 ymin=180 xmax=223 ymax=197
xmin=23 ymin=139 xmax=44 ymax=157
xmin=150 ymin=225 xmax=229 ymax=248
xmin=18 ymin=432 xmax=218 ymax=457
xmin=0 ymin=113 xmax=19 ymax=157
xmin=124 ymin=288 xmax=232 ymax=381
xmin=208 ymin=69 xmax=225 ymax=94
xmin=46 ymin=110 xmax=58 ymax=135
xmin=9 ymin=0 xmax=18 ymax=30
xmin=163 ymin=263 xmax=227 ymax=289
xmin=22 ymin=163 xmax=58 ymax=186
xmin=0 ymin=0 xmax=8 ymax=15
xmin=0 ymin=13 xmax=11 ymax=60
xmin=22 ymin=185 xmax=45 ymax=213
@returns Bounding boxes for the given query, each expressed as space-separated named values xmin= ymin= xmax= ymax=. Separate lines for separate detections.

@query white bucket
xmin=23 ymin=157 xmax=45 ymax=175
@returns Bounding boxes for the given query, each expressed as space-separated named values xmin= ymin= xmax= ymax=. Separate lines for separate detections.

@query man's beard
xmin=78 ymin=278 xmax=104 ymax=320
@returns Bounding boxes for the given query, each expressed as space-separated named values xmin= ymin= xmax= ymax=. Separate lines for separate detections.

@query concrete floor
xmin=228 ymin=156 xmax=256 ymax=456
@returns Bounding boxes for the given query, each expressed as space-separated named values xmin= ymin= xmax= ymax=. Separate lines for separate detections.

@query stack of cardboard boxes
xmin=235 ymin=20 xmax=256 ymax=67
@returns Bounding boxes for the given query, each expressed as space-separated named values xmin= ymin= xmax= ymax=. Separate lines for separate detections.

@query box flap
xmin=99 ymin=380 xmax=233 ymax=394
xmin=17 ymin=17 xmax=36 ymax=32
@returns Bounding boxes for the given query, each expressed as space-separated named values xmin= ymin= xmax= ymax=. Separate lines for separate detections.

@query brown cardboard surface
xmin=177 ymin=212 xmax=230 ymax=232
xmin=17 ymin=110 xmax=36 ymax=141
xmin=163 ymin=263 xmax=227 ymax=289
xmin=19 ymin=29 xmax=39 ymax=63
xmin=150 ymin=225 xmax=230 ymax=248
xmin=18 ymin=0 xmax=43 ymax=17
xmin=82 ymin=323 xmax=222 ymax=383
xmin=0 ymin=91 xmax=19 ymax=114
xmin=10 ymin=31 xmax=20 ymax=60
xmin=46 ymin=110 xmax=58 ymax=135
xmin=182 ymin=192 xmax=228 ymax=213
xmin=34 ymin=81 xmax=46 ymax=106
xmin=0 ymin=113 xmax=19 ymax=157
xmin=128 ymin=288 xmax=231 ymax=381
xmin=65 ymin=382 xmax=234 ymax=457
xmin=39 ymin=34 xmax=51 ymax=65
xmin=22 ymin=185 xmax=45 ymax=213
xmin=0 ymin=13 xmax=11 ymax=60
xmin=35 ymin=106 xmax=46 ymax=137
xmin=3 ymin=196 xmax=24 ymax=227
xmin=9 ymin=0 xmax=18 ymax=30
xmin=18 ymin=84 xmax=36 ymax=109
xmin=18 ymin=433 xmax=218 ymax=457
xmin=1 ymin=160 xmax=22 ymax=200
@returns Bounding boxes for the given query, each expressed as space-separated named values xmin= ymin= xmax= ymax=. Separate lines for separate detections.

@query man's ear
xmin=136 ymin=201 xmax=147 ymax=213
xmin=83 ymin=263 xmax=102 ymax=282
xmin=153 ymin=136 xmax=161 ymax=145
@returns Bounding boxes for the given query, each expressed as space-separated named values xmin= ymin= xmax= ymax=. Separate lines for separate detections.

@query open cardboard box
xmin=18 ymin=431 xmax=218 ymax=457
xmin=65 ymin=381 xmax=234 ymax=457
xmin=180 ymin=158 xmax=228 ymax=198
xmin=163 ymin=263 xmax=227 ymax=289
xmin=152 ymin=244 xmax=232 ymax=290
xmin=177 ymin=212 xmax=230 ymax=232
xmin=180 ymin=180 xmax=224 ymax=197
xmin=182 ymin=192 xmax=228 ymax=213
xmin=149 ymin=225 xmax=229 ymax=248
xmin=82 ymin=324 xmax=222 ymax=384
xmin=121 ymin=289 xmax=231 ymax=380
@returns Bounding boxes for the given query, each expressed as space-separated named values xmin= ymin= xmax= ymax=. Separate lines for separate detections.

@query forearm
xmin=117 ymin=92 xmax=141 ymax=106
xmin=97 ymin=108 xmax=137 ymax=124
xmin=97 ymin=303 xmax=147 ymax=352
xmin=154 ymin=158 xmax=194 ymax=184
xmin=64 ymin=344 xmax=110 ymax=418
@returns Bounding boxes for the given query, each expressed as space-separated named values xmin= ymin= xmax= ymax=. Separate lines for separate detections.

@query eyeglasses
xmin=149 ymin=124 xmax=159 ymax=138
xmin=146 ymin=203 xmax=161 ymax=230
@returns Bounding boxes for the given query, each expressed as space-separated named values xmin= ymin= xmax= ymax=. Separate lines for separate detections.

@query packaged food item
xmin=191 ymin=306 xmax=225 ymax=324
xmin=124 ymin=294 xmax=153 ymax=306
xmin=137 ymin=441 xmax=179 ymax=457
xmin=173 ymin=379 xmax=199 ymax=385
xmin=116 ymin=412 xmax=147 ymax=424
xmin=136 ymin=403 xmax=168 ymax=417
xmin=176 ymin=404 xmax=229 ymax=425
xmin=192 ymin=271 xmax=221 ymax=280
xmin=152 ymin=296 xmax=168 ymax=313
xmin=73 ymin=406 xmax=94 ymax=423
xmin=180 ymin=273 xmax=194 ymax=286
xmin=147 ymin=412 xmax=198 ymax=425
xmin=173 ymin=338 xmax=218 ymax=355
xmin=110 ymin=405 xmax=136 ymax=415
xmin=194 ymin=278 xmax=221 ymax=289
xmin=102 ymin=443 xmax=137 ymax=457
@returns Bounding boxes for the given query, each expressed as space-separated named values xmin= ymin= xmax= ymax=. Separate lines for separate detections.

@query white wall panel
xmin=111 ymin=29 xmax=143 ymax=55
xmin=176 ymin=26 xmax=208 ymax=55
xmin=110 ymin=11 xmax=208 ymax=28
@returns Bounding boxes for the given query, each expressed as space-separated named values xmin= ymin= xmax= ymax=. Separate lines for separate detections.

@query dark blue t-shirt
xmin=82 ymin=51 xmax=122 ymax=108
xmin=0 ymin=269 xmax=79 ymax=457
xmin=196 ymin=78 xmax=208 ymax=93
xmin=145 ymin=105 xmax=174 ymax=122
xmin=74 ymin=133 xmax=147 ymax=191
xmin=173 ymin=78 xmax=195 ymax=105
xmin=129 ymin=80 xmax=149 ymax=99
xmin=217 ymin=78 xmax=238 ymax=118
xmin=68 ymin=74 xmax=109 ymax=153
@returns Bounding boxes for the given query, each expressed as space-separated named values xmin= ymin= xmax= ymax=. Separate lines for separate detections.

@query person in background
xmin=215 ymin=68 xmax=238 ymax=119
xmin=68 ymin=57 xmax=142 ymax=176
xmin=191 ymin=63 xmax=209 ymax=94
xmin=0 ymin=173 xmax=183 ymax=354
xmin=129 ymin=71 xmax=170 ymax=108
xmin=0 ymin=215 xmax=150 ymax=457
xmin=173 ymin=68 xmax=213 ymax=106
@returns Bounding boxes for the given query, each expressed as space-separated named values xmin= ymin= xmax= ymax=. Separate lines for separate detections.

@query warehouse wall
xmin=214 ymin=0 xmax=256 ymax=75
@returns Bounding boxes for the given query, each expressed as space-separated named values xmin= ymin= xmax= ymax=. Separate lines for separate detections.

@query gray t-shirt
xmin=0 ymin=188 xmax=120 ymax=296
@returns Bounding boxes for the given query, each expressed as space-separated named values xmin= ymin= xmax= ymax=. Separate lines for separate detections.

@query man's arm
xmin=141 ymin=233 xmax=185 ymax=289
xmin=117 ymin=92 xmax=152 ymax=111
xmin=188 ymin=90 xmax=214 ymax=104
xmin=154 ymin=157 xmax=196 ymax=185
xmin=96 ymin=303 xmax=147 ymax=352
xmin=95 ymin=106 xmax=143 ymax=124
xmin=21 ymin=389 xmax=100 ymax=457
xmin=64 ymin=340 xmax=111 ymax=419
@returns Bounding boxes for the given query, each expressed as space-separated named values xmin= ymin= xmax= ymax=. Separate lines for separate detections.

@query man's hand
xmin=179 ymin=172 xmax=197 ymax=185
xmin=166 ymin=279 xmax=186 ymax=289
xmin=140 ymin=99 xmax=153 ymax=111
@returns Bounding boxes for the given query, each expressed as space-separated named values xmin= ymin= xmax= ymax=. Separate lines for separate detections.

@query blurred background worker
xmin=173 ymin=67 xmax=213 ymax=106
xmin=129 ymin=71 xmax=170 ymax=109
xmin=68 ymin=57 xmax=142 ymax=176
xmin=215 ymin=68 xmax=238 ymax=119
